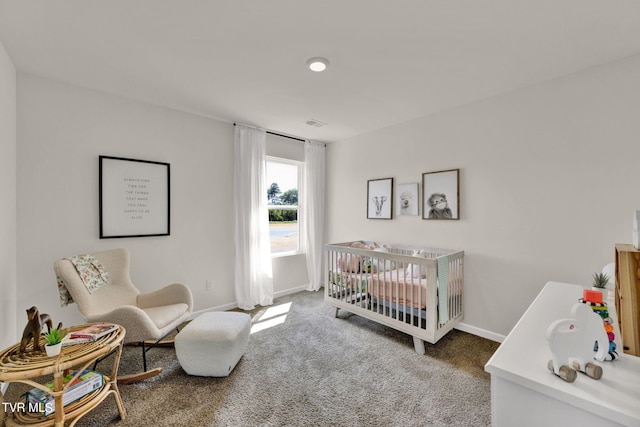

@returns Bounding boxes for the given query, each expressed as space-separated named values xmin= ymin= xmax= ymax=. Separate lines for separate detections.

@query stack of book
xmin=61 ymin=323 xmax=118 ymax=346
xmin=26 ymin=370 xmax=104 ymax=416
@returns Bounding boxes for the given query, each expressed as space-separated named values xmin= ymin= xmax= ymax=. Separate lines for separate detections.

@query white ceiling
xmin=1 ymin=1 xmax=640 ymax=143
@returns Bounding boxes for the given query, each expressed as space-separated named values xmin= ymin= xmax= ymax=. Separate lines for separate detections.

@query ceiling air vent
xmin=305 ymin=119 xmax=327 ymax=128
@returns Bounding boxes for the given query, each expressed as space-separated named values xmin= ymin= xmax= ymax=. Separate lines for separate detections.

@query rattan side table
xmin=0 ymin=324 xmax=126 ymax=427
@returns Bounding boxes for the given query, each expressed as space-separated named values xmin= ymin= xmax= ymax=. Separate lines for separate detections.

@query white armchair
xmin=54 ymin=248 xmax=193 ymax=382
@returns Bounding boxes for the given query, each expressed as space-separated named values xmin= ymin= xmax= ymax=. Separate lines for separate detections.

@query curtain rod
xmin=233 ymin=123 xmax=325 ymax=145
xmin=266 ymin=130 xmax=305 ymax=142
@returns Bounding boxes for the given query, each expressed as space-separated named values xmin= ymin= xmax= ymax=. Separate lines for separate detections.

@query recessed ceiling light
xmin=307 ymin=57 xmax=329 ymax=72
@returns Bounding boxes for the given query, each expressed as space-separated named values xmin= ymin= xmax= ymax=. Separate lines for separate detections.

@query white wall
xmin=0 ymin=41 xmax=17 ymax=350
xmin=327 ymin=54 xmax=640 ymax=339
xmin=16 ymin=74 xmax=237 ymax=332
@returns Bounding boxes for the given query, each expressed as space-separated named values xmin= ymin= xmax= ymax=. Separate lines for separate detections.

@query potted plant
xmin=591 ymin=272 xmax=610 ymax=291
xmin=43 ymin=328 xmax=66 ymax=357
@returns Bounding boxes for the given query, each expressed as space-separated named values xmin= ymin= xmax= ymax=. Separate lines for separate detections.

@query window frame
xmin=266 ymin=156 xmax=303 ymax=257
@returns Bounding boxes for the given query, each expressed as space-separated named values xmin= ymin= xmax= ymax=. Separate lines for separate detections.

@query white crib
xmin=324 ymin=241 xmax=464 ymax=354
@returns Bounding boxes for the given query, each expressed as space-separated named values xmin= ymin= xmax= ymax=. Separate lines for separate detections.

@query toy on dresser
xmin=580 ymin=289 xmax=619 ymax=361
xmin=546 ymin=290 xmax=612 ymax=383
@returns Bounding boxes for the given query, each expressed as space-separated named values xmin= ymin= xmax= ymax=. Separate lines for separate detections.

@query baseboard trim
xmin=189 ymin=288 xmax=507 ymax=344
xmin=455 ymin=322 xmax=505 ymax=343
xmin=189 ymin=285 xmax=311 ymax=320
xmin=274 ymin=285 xmax=310 ymax=298
xmin=189 ymin=303 xmax=237 ymax=320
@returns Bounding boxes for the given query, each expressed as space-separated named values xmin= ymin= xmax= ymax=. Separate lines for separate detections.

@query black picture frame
xmin=99 ymin=156 xmax=170 ymax=238
xmin=367 ymin=177 xmax=393 ymax=219
xmin=422 ymin=169 xmax=459 ymax=220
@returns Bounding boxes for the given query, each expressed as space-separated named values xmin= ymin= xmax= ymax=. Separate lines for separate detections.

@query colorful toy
xmin=546 ymin=302 xmax=609 ymax=382
xmin=580 ymin=289 xmax=619 ymax=361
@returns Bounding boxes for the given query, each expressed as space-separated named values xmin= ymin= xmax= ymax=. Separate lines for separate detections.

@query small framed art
xmin=396 ymin=183 xmax=419 ymax=216
xmin=422 ymin=169 xmax=459 ymax=220
xmin=99 ymin=156 xmax=171 ymax=238
xmin=367 ymin=177 xmax=393 ymax=219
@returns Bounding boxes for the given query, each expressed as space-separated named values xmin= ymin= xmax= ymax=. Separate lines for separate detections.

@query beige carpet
xmin=4 ymin=290 xmax=499 ymax=426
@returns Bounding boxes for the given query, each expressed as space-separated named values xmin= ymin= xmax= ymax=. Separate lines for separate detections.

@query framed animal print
xmin=367 ymin=177 xmax=393 ymax=219
xmin=422 ymin=169 xmax=459 ymax=220
xmin=396 ymin=183 xmax=419 ymax=216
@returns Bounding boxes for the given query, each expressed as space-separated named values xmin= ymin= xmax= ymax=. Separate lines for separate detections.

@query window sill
xmin=271 ymin=250 xmax=305 ymax=258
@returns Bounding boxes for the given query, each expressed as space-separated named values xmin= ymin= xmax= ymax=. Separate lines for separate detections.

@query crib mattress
xmin=368 ymin=269 xmax=428 ymax=309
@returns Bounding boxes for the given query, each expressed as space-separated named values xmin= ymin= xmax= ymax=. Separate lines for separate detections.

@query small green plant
xmin=592 ymin=272 xmax=610 ymax=289
xmin=43 ymin=328 xmax=66 ymax=346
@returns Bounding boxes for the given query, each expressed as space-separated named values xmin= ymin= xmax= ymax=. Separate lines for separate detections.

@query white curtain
xmin=301 ymin=141 xmax=326 ymax=291
xmin=233 ymin=124 xmax=273 ymax=310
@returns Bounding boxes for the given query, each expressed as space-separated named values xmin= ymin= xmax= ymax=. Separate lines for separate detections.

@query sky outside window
xmin=266 ymin=162 xmax=297 ymax=200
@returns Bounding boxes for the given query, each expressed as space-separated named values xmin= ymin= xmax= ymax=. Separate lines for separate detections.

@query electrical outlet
xmin=205 ymin=280 xmax=213 ymax=291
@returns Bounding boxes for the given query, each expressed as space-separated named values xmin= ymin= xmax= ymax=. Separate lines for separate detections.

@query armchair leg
xmin=117 ymin=368 xmax=163 ymax=385
xmin=141 ymin=341 xmax=147 ymax=372
xmin=141 ymin=326 xmax=180 ymax=370
xmin=89 ymin=345 xmax=163 ymax=385
xmin=117 ymin=327 xmax=181 ymax=385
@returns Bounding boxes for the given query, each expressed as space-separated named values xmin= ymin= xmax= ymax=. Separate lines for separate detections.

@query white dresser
xmin=485 ymin=281 xmax=640 ymax=427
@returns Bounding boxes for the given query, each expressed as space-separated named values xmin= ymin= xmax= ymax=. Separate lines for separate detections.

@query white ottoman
xmin=175 ymin=311 xmax=251 ymax=377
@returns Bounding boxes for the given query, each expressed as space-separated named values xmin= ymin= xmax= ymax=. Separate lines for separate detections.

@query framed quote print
xmin=99 ymin=156 xmax=170 ymax=238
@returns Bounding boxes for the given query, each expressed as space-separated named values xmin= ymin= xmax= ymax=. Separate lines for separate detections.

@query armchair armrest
xmin=137 ymin=283 xmax=193 ymax=312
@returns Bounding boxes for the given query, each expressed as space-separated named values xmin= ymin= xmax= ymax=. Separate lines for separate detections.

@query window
xmin=266 ymin=157 xmax=301 ymax=255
